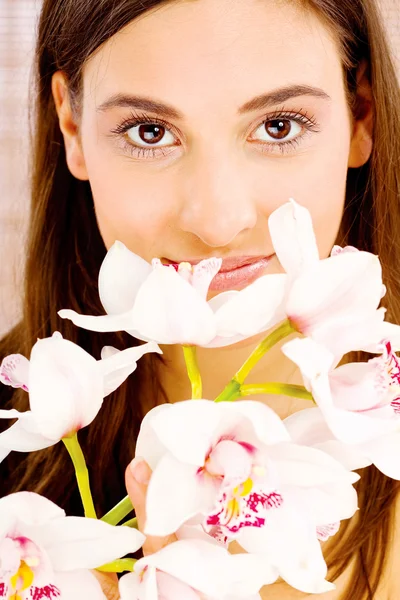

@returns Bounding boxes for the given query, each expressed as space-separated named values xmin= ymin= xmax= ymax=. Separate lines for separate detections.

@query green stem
xmin=97 ymin=558 xmax=137 ymax=574
xmin=240 ymin=383 xmax=314 ymax=402
xmin=123 ymin=517 xmax=138 ymax=528
xmin=63 ymin=433 xmax=97 ymax=519
xmin=214 ymin=320 xmax=295 ymax=402
xmin=183 ymin=346 xmax=202 ymax=399
xmin=101 ymin=494 xmax=133 ymax=526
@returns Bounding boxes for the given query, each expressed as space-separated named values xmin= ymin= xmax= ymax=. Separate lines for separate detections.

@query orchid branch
xmin=101 ymin=494 xmax=133 ymax=526
xmin=240 ymin=383 xmax=314 ymax=402
xmin=97 ymin=558 xmax=137 ymax=574
xmin=62 ymin=433 xmax=97 ymax=519
xmin=183 ymin=345 xmax=202 ymax=399
xmin=214 ymin=319 xmax=296 ymax=402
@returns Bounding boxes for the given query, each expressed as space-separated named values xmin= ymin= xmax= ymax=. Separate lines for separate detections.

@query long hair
xmin=1 ymin=1 xmax=400 ymax=598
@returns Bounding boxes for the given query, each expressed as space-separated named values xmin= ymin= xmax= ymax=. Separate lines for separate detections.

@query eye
xmin=253 ymin=118 xmax=302 ymax=143
xmin=127 ymin=122 xmax=175 ymax=147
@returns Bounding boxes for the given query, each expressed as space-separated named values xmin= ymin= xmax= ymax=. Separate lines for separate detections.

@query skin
xmin=51 ymin=0 xmax=380 ymax=597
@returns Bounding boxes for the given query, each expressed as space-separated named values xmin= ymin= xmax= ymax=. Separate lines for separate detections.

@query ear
xmin=348 ymin=60 xmax=374 ymax=168
xmin=51 ymin=71 xmax=89 ymax=181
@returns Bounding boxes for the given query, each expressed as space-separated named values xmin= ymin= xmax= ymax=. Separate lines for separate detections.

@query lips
xmin=165 ymin=255 xmax=271 ymax=273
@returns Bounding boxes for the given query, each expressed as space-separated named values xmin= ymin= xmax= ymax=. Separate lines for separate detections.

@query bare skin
xmin=49 ymin=0 xmax=397 ymax=597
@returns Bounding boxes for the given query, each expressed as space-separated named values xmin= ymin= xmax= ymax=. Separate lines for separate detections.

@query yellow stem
xmin=63 ymin=433 xmax=97 ymax=519
xmin=182 ymin=346 xmax=202 ymax=399
xmin=101 ymin=494 xmax=133 ymax=526
xmin=97 ymin=558 xmax=136 ymax=573
xmin=240 ymin=383 xmax=314 ymax=402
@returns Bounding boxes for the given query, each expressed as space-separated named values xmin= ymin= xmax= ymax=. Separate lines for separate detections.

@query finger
xmin=126 ymin=457 xmax=178 ymax=555
xmin=92 ymin=570 xmax=119 ymax=600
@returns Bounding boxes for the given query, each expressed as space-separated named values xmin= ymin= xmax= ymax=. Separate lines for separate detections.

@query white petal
xmin=139 ymin=540 xmax=231 ymax=598
xmin=281 ymin=337 xmax=334 ymax=387
xmin=213 ymin=274 xmax=286 ymax=338
xmin=55 ymin=569 xmax=106 ymax=600
xmin=119 ymin=566 xmax=158 ymax=600
xmin=286 ymin=251 xmax=383 ymax=333
xmin=135 ymin=404 xmax=173 ymax=470
xmin=268 ymin=443 xmax=359 ymax=486
xmin=148 ymin=400 xmax=219 ymax=466
xmin=0 ymin=354 xmax=30 ymax=391
xmin=229 ymin=401 xmax=291 ymax=445
xmin=58 ymin=308 xmax=138 ymax=334
xmin=363 ymin=432 xmax=400 ymax=479
xmin=192 ymin=259 xmax=222 ymax=298
xmin=131 ymin=266 xmax=216 ymax=345
xmin=99 ymin=241 xmax=152 ymax=314
xmin=156 ymin=571 xmax=202 ymax=600
xmin=0 ymin=417 xmax=55 ymax=454
xmin=283 ymin=407 xmax=333 ymax=446
xmin=145 ymin=454 xmax=215 ymax=536
xmin=37 ymin=517 xmax=145 ymax=571
xmin=28 ymin=336 xmax=103 ymax=439
xmin=99 ymin=342 xmax=161 ymax=396
xmin=0 ymin=491 xmax=65 ymax=525
xmin=315 ymin=440 xmax=372 ymax=471
xmin=268 ymin=199 xmax=319 ymax=276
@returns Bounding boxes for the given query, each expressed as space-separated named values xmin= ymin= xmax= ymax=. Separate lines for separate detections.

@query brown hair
xmin=1 ymin=0 xmax=400 ymax=598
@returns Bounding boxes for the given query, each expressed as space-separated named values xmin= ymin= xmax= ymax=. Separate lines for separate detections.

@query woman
xmin=1 ymin=0 xmax=400 ymax=597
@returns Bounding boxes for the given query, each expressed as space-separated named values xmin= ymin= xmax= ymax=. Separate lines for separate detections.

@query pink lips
xmin=166 ymin=255 xmax=274 ymax=291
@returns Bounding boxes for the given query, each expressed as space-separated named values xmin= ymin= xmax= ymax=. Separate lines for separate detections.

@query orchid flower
xmin=135 ymin=399 xmax=358 ymax=593
xmin=57 ymin=241 xmax=287 ymax=347
xmin=119 ymin=539 xmax=272 ymax=600
xmin=0 ymin=332 xmax=161 ymax=461
xmin=0 ymin=491 xmax=145 ymax=600
xmin=266 ymin=200 xmax=394 ymax=358
xmin=282 ymin=336 xmax=400 ymax=479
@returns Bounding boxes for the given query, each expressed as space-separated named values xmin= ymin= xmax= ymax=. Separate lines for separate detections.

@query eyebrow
xmin=96 ymin=84 xmax=331 ymax=119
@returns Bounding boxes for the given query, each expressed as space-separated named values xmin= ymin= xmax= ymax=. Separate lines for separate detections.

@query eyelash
xmin=110 ymin=108 xmax=320 ymax=159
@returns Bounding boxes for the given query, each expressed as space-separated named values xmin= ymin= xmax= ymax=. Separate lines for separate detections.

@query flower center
xmin=9 ymin=560 xmax=35 ymax=599
xmin=373 ymin=341 xmax=400 ymax=414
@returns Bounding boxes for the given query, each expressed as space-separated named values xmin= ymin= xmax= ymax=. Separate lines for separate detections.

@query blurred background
xmin=0 ymin=0 xmax=399 ymax=337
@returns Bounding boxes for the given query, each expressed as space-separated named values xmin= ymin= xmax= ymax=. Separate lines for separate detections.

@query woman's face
xmin=59 ymin=0 xmax=369 ymax=293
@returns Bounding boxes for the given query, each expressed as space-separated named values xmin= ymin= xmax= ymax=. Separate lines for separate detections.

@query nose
xmin=177 ymin=150 xmax=258 ymax=248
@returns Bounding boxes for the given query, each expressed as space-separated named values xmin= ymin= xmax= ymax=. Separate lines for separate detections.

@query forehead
xmin=83 ymin=0 xmax=344 ymax=112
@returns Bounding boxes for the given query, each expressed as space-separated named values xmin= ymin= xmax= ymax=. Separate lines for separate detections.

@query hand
xmin=93 ymin=458 xmax=178 ymax=599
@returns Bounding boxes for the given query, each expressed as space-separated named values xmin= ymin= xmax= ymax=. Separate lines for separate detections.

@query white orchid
xmin=135 ymin=399 xmax=358 ymax=594
xmin=0 ymin=332 xmax=161 ymax=461
xmin=58 ymin=241 xmax=287 ymax=347
xmin=282 ymin=336 xmax=400 ymax=479
xmin=119 ymin=539 xmax=272 ymax=600
xmin=0 ymin=491 xmax=145 ymax=600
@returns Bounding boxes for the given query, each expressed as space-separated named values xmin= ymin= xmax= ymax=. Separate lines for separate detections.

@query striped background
xmin=0 ymin=0 xmax=399 ymax=335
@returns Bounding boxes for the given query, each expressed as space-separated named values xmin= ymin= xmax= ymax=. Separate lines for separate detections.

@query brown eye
xmin=138 ymin=124 xmax=165 ymax=144
xmin=127 ymin=123 xmax=175 ymax=147
xmin=265 ymin=119 xmax=292 ymax=140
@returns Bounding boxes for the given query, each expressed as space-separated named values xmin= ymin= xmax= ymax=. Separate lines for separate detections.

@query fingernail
xmin=130 ymin=456 xmax=151 ymax=485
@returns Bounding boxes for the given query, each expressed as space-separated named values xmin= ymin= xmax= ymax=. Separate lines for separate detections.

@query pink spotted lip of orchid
xmin=119 ymin=539 xmax=271 ymax=600
xmin=282 ymin=336 xmax=400 ymax=479
xmin=0 ymin=491 xmax=145 ymax=600
xmin=135 ymin=399 xmax=359 ymax=594
xmin=0 ymin=332 xmax=161 ymax=462
xmin=57 ymin=241 xmax=287 ymax=348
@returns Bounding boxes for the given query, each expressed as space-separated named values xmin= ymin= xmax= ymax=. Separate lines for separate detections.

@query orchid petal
xmin=120 ymin=567 xmax=159 ymax=600
xmin=148 ymin=400 xmax=219 ymax=466
xmin=37 ymin=517 xmax=145 ymax=571
xmin=213 ymin=274 xmax=286 ymax=337
xmin=192 ymin=259 xmax=222 ymax=298
xmin=99 ymin=241 xmax=152 ymax=315
xmin=281 ymin=337 xmax=335 ymax=387
xmin=130 ymin=266 xmax=216 ymax=345
xmin=156 ymin=571 xmax=201 ymax=600
xmin=362 ymin=432 xmax=400 ymax=479
xmin=99 ymin=342 xmax=161 ymax=396
xmin=268 ymin=443 xmax=359 ymax=486
xmin=138 ymin=540 xmax=231 ymax=598
xmin=0 ymin=417 xmax=55 ymax=455
xmin=315 ymin=440 xmax=372 ymax=471
xmin=58 ymin=308 xmax=137 ymax=334
xmin=135 ymin=404 xmax=173 ymax=470
xmin=0 ymin=354 xmax=30 ymax=391
xmin=207 ymin=440 xmax=253 ymax=483
xmin=229 ymin=401 xmax=291 ymax=446
xmin=286 ymin=251 xmax=383 ymax=334
xmin=28 ymin=336 xmax=104 ymax=440
xmin=146 ymin=455 xmax=215 ymax=536
xmin=55 ymin=569 xmax=106 ymax=600
xmin=268 ymin=199 xmax=319 ymax=276
xmin=0 ymin=491 xmax=65 ymax=525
